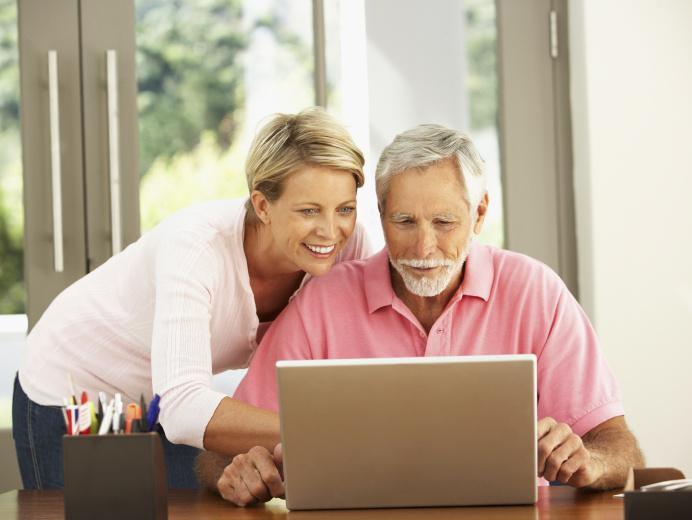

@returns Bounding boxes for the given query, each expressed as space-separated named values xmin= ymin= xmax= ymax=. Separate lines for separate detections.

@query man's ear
xmin=473 ymin=192 xmax=489 ymax=235
xmin=250 ymin=190 xmax=271 ymax=224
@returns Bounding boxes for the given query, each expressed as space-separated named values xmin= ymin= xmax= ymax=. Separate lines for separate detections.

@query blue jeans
xmin=12 ymin=373 xmax=202 ymax=489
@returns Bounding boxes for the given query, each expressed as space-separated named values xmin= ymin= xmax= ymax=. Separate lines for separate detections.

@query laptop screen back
xmin=277 ymin=355 xmax=537 ymax=510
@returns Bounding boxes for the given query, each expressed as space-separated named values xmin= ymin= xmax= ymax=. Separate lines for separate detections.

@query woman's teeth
xmin=305 ymin=244 xmax=335 ymax=254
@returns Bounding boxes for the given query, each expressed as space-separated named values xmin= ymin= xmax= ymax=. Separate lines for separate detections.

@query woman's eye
xmin=300 ymin=208 xmax=319 ymax=216
xmin=338 ymin=206 xmax=355 ymax=216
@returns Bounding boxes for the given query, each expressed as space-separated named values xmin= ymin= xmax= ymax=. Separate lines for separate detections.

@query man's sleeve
xmin=537 ymin=284 xmax=625 ymax=437
xmin=233 ymin=298 xmax=313 ymax=412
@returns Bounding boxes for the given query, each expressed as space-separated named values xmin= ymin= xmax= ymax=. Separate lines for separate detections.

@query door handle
xmin=47 ymin=50 xmax=64 ymax=273
xmin=106 ymin=49 xmax=122 ymax=255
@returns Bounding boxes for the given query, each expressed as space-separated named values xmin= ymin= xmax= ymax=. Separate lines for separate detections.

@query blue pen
xmin=146 ymin=394 xmax=161 ymax=432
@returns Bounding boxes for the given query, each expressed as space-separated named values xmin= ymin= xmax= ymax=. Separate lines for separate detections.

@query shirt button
xmin=436 ymin=328 xmax=444 ymax=335
xmin=419 ymin=331 xmax=425 ymax=338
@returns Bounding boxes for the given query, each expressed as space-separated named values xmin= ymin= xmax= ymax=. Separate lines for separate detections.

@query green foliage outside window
xmin=0 ymin=0 xmax=23 ymax=314
xmin=136 ymin=0 xmax=248 ymax=177
xmin=465 ymin=0 xmax=497 ymax=131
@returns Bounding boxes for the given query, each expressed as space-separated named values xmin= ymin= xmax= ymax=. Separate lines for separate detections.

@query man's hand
xmin=537 ymin=417 xmax=605 ymax=487
xmin=217 ymin=444 xmax=284 ymax=506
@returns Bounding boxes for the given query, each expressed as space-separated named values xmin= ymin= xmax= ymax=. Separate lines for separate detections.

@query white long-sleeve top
xmin=19 ymin=198 xmax=372 ymax=448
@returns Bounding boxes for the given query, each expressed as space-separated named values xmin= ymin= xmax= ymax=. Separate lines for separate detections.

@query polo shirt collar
xmin=456 ymin=240 xmax=493 ymax=302
xmin=363 ymin=241 xmax=494 ymax=314
xmin=363 ymin=249 xmax=396 ymax=313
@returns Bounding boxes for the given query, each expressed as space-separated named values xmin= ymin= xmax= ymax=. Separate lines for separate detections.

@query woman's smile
xmin=303 ymin=242 xmax=336 ymax=257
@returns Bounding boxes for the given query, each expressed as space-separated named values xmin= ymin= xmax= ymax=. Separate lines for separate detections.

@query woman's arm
xmin=202 ymin=396 xmax=279 ymax=455
xmin=197 ymin=403 xmax=280 ymax=498
xmin=197 ymin=288 xmax=316 ymax=493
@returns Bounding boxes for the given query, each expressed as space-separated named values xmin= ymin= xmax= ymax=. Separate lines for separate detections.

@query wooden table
xmin=0 ymin=486 xmax=624 ymax=519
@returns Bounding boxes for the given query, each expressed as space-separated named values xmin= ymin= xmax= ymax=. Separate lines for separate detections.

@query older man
xmin=198 ymin=124 xmax=644 ymax=505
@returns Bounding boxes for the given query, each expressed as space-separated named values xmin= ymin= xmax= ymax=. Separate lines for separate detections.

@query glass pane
xmin=464 ymin=0 xmax=504 ymax=247
xmin=324 ymin=0 xmax=504 ymax=249
xmin=0 ymin=0 xmax=25 ymax=428
xmin=323 ymin=0 xmax=369 ymax=153
xmin=135 ymin=0 xmax=314 ymax=232
xmin=0 ymin=0 xmax=24 ymax=313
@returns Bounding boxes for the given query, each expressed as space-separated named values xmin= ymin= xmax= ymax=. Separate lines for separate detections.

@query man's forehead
xmin=384 ymin=183 xmax=470 ymax=216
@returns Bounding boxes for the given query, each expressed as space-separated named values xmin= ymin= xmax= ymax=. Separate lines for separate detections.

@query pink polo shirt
xmin=235 ymin=242 xmax=624 ymax=439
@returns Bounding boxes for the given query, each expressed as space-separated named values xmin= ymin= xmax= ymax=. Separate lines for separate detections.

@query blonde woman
xmin=13 ymin=108 xmax=372 ymax=489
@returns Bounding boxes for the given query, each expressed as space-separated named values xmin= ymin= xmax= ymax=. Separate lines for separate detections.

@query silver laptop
xmin=277 ymin=355 xmax=537 ymax=510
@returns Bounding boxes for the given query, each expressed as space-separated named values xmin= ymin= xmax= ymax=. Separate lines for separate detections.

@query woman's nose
xmin=315 ymin=214 xmax=337 ymax=240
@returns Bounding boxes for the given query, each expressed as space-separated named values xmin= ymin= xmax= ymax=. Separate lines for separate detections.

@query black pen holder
xmin=63 ymin=432 xmax=168 ymax=520
xmin=623 ymin=467 xmax=691 ymax=520
xmin=624 ymin=490 xmax=692 ymax=520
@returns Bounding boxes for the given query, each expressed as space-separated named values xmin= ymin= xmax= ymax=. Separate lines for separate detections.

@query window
xmin=136 ymin=0 xmax=316 ymax=231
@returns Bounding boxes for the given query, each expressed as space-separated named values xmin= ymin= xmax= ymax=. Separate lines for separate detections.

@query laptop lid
xmin=277 ymin=355 xmax=537 ymax=510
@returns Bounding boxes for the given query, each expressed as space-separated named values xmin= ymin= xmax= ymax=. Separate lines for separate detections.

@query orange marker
xmin=125 ymin=403 xmax=142 ymax=434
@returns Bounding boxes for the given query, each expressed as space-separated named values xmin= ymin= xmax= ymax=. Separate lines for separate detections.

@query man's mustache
xmin=395 ymin=258 xmax=456 ymax=269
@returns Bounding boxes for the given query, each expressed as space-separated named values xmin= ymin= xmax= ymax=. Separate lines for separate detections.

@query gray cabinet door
xmin=18 ymin=0 xmax=139 ymax=328
xmin=18 ymin=0 xmax=87 ymax=327
xmin=496 ymin=0 xmax=578 ymax=296
xmin=80 ymin=0 xmax=140 ymax=270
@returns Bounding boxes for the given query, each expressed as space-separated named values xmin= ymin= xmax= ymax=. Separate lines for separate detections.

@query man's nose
xmin=413 ymin=224 xmax=437 ymax=258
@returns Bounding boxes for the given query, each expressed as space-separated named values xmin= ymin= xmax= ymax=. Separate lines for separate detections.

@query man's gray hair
xmin=375 ymin=124 xmax=487 ymax=215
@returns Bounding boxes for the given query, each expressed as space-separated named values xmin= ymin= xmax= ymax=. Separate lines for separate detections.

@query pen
xmin=67 ymin=405 xmax=80 ymax=436
xmin=89 ymin=401 xmax=98 ymax=433
xmin=125 ymin=403 xmax=141 ymax=434
xmin=140 ymin=394 xmax=148 ymax=431
xmin=112 ymin=393 xmax=123 ymax=433
xmin=146 ymin=394 xmax=160 ymax=432
xmin=98 ymin=391 xmax=107 ymax=424
xmin=67 ymin=373 xmax=77 ymax=405
xmin=98 ymin=399 xmax=114 ymax=435
xmin=78 ymin=401 xmax=91 ymax=434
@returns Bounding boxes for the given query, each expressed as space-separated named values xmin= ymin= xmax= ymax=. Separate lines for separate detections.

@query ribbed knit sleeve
xmin=150 ymin=227 xmax=227 ymax=448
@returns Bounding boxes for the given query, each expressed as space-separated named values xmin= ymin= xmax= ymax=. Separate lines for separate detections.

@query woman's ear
xmin=250 ymin=190 xmax=271 ymax=224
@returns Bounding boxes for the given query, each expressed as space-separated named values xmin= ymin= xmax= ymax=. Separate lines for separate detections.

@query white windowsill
xmin=0 ymin=315 xmax=28 ymax=336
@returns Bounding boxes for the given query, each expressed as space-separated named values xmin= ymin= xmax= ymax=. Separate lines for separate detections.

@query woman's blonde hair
xmin=245 ymin=107 xmax=365 ymax=217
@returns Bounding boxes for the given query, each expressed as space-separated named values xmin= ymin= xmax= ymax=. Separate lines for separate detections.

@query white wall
xmin=570 ymin=0 xmax=692 ymax=476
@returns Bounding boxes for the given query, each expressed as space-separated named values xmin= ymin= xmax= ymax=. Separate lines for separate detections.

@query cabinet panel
xmin=80 ymin=0 xmax=140 ymax=269
xmin=18 ymin=0 xmax=87 ymax=328
xmin=496 ymin=0 xmax=578 ymax=296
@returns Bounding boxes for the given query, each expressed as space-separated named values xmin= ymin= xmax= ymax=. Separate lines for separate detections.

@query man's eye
xmin=338 ymin=206 xmax=355 ymax=216
xmin=300 ymin=208 xmax=319 ymax=216
xmin=436 ymin=220 xmax=455 ymax=227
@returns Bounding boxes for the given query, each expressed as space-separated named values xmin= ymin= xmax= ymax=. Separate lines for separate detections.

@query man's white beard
xmin=389 ymin=239 xmax=473 ymax=298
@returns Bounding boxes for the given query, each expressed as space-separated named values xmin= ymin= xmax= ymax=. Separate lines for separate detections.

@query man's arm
xmin=538 ymin=415 xmax=645 ymax=489
xmin=196 ymin=451 xmax=231 ymax=493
